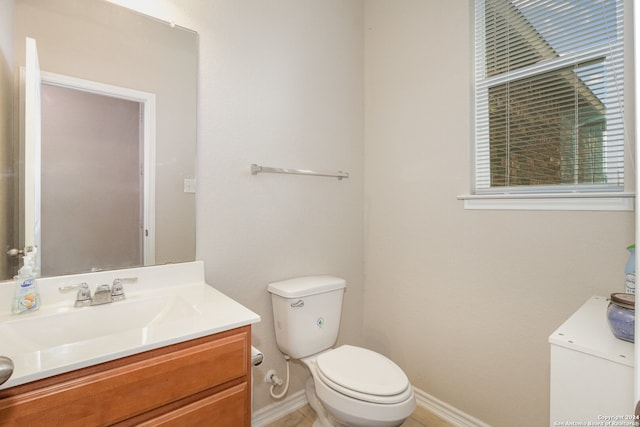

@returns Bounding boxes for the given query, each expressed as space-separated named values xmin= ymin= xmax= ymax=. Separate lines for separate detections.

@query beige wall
xmin=0 ymin=0 xmax=15 ymax=279
xmin=364 ymin=1 xmax=635 ymax=426
xmin=179 ymin=0 xmax=366 ymax=413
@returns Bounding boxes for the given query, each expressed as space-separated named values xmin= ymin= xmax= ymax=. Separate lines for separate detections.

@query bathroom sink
xmin=0 ymin=261 xmax=261 ymax=391
xmin=0 ymin=294 xmax=195 ymax=350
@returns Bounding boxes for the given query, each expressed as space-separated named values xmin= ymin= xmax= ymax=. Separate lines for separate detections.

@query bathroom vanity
xmin=0 ymin=326 xmax=250 ymax=425
xmin=549 ymin=296 xmax=634 ymax=424
xmin=0 ymin=261 xmax=260 ymax=426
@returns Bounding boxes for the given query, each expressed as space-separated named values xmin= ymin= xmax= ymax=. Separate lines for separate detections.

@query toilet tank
xmin=268 ymin=276 xmax=346 ymax=359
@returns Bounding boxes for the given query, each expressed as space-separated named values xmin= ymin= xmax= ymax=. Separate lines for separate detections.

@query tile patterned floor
xmin=264 ymin=404 xmax=455 ymax=427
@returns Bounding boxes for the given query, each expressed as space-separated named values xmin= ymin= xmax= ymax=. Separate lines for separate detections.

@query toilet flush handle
xmin=291 ymin=300 xmax=304 ymax=308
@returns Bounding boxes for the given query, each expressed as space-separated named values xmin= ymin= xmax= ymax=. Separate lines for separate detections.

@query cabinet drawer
xmin=0 ymin=328 xmax=249 ymax=426
xmin=138 ymin=383 xmax=247 ymax=427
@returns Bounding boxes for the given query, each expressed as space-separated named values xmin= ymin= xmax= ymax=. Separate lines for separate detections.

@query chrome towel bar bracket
xmin=251 ymin=164 xmax=349 ymax=180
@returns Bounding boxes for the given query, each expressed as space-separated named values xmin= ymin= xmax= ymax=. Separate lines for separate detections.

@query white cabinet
xmin=549 ymin=296 xmax=634 ymax=426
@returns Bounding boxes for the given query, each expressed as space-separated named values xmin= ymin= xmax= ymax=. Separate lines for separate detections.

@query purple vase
xmin=607 ymin=293 xmax=635 ymax=343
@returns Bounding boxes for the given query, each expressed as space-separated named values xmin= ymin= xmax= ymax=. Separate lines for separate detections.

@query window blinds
xmin=474 ymin=0 xmax=625 ymax=194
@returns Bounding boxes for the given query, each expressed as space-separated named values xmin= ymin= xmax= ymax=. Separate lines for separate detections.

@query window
xmin=469 ymin=0 xmax=629 ymax=210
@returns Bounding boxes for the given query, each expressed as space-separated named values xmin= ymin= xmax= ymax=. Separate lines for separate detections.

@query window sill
xmin=457 ymin=192 xmax=635 ymax=211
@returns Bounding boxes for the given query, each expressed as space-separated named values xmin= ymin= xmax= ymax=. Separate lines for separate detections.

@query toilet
xmin=268 ymin=276 xmax=416 ymax=427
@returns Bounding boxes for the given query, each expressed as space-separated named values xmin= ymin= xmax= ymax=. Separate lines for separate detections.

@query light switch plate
xmin=183 ymin=178 xmax=196 ymax=193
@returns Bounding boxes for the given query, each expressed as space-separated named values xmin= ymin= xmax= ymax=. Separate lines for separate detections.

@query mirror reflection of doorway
xmin=40 ymin=84 xmax=143 ymax=276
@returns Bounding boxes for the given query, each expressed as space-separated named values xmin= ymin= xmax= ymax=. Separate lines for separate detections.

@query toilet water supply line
xmin=269 ymin=356 xmax=332 ymax=427
xmin=269 ymin=355 xmax=291 ymax=399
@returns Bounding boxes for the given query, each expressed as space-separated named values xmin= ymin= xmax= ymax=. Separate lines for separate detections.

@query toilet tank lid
xmin=267 ymin=275 xmax=346 ymax=298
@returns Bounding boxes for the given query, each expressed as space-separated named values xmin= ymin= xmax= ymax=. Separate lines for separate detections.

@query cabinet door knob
xmin=0 ymin=356 xmax=14 ymax=386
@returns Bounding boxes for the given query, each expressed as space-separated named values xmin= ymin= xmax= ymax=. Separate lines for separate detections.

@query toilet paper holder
xmin=251 ymin=346 xmax=263 ymax=367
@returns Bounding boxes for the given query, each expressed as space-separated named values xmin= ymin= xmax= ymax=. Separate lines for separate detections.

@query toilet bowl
xmin=302 ymin=346 xmax=416 ymax=427
xmin=268 ymin=276 xmax=416 ymax=427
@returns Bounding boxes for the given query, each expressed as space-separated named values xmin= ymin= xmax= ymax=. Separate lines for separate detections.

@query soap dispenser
xmin=12 ymin=251 xmax=40 ymax=314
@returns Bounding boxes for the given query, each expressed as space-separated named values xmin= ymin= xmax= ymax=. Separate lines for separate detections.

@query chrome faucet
xmin=59 ymin=277 xmax=137 ymax=307
xmin=91 ymin=284 xmax=113 ymax=305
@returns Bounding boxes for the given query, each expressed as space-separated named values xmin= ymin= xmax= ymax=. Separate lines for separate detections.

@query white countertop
xmin=549 ymin=295 xmax=633 ymax=367
xmin=0 ymin=261 xmax=261 ymax=390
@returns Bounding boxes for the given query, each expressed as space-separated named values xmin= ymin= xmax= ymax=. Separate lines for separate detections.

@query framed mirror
xmin=0 ymin=0 xmax=197 ymax=281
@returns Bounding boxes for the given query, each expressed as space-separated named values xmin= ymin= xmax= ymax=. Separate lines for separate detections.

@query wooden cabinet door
xmin=138 ymin=383 xmax=247 ymax=427
xmin=0 ymin=326 xmax=251 ymax=426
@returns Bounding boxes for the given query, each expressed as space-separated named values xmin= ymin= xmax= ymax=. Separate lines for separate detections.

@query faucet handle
xmin=113 ymin=277 xmax=138 ymax=286
xmin=58 ymin=283 xmax=91 ymax=307
xmin=58 ymin=282 xmax=89 ymax=293
xmin=75 ymin=286 xmax=92 ymax=307
xmin=111 ymin=277 xmax=137 ymax=301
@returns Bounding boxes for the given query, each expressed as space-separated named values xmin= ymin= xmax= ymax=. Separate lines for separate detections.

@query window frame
xmin=462 ymin=0 xmax=631 ymax=211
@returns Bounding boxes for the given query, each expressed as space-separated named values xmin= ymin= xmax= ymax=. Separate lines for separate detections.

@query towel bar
xmin=251 ymin=164 xmax=348 ymax=180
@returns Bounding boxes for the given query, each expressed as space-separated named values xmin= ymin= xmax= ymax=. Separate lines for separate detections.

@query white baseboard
xmin=413 ymin=387 xmax=491 ymax=427
xmin=251 ymin=386 xmax=490 ymax=427
xmin=252 ymin=389 xmax=308 ymax=427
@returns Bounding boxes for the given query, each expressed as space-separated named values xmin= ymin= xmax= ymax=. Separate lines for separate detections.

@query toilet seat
xmin=316 ymin=345 xmax=412 ymax=405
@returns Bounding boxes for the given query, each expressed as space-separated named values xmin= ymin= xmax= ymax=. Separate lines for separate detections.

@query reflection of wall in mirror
xmin=41 ymin=85 xmax=143 ymax=277
xmin=12 ymin=0 xmax=197 ymax=278
xmin=0 ymin=0 xmax=15 ymax=279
